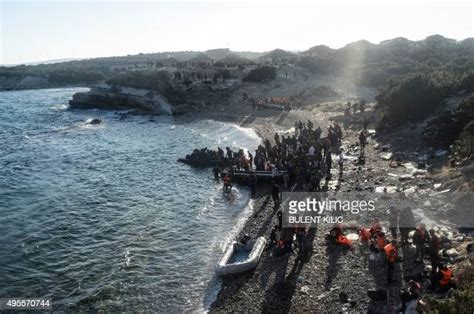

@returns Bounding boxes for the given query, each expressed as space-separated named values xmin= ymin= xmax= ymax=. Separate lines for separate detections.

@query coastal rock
xmin=69 ymin=84 xmax=172 ymax=114
xmin=89 ymin=118 xmax=102 ymax=125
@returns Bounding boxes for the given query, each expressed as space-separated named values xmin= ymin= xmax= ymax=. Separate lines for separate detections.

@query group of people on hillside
xmin=344 ymin=100 xmax=366 ymax=116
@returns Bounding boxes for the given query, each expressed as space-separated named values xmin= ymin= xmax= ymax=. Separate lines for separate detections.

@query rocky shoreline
xmin=206 ymin=102 xmax=473 ymax=313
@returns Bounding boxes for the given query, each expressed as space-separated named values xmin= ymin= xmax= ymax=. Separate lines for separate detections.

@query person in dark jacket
xmin=271 ymin=181 xmax=281 ymax=209
xmin=248 ymin=171 xmax=257 ymax=196
xmin=399 ymin=207 xmax=415 ymax=245
xmin=277 ymin=211 xmax=283 ymax=231
xmin=212 ymin=166 xmax=220 ymax=181
xmin=389 ymin=206 xmax=399 ymax=239
xmin=270 ymin=225 xmax=278 ymax=246
xmin=428 ymin=229 xmax=440 ymax=274
xmin=359 ymin=131 xmax=367 ymax=156
xmin=413 ymin=223 xmax=430 ymax=263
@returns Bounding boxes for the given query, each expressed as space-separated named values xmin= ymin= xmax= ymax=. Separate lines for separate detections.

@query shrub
xmin=242 ymin=66 xmax=276 ymax=83
xmin=376 ymin=71 xmax=473 ymax=126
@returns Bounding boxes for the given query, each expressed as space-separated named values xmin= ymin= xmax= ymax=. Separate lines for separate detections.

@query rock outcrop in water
xmin=69 ymin=84 xmax=173 ymax=114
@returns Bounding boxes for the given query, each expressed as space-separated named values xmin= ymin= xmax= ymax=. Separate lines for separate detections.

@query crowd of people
xmin=216 ymin=120 xmax=345 ymax=194
xmin=327 ymin=208 xmax=457 ymax=312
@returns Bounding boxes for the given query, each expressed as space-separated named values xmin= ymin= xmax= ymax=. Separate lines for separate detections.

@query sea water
xmin=0 ymin=88 xmax=260 ymax=312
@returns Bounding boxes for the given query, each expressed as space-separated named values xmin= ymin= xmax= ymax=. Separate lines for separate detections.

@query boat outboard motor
xmin=240 ymin=235 xmax=251 ymax=245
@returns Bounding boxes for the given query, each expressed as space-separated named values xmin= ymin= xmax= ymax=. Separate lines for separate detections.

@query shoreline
xmin=204 ymin=103 xmax=473 ymax=313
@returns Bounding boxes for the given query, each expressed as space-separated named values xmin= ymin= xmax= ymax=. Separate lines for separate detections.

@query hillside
xmin=2 ymin=35 xmax=471 ymax=91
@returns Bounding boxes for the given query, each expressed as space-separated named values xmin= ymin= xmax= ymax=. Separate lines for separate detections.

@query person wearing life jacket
xmin=336 ymin=234 xmax=353 ymax=249
xmin=376 ymin=231 xmax=388 ymax=251
xmin=223 ymin=174 xmax=232 ymax=191
xmin=436 ymin=264 xmax=455 ymax=292
xmin=328 ymin=224 xmax=343 ymax=244
xmin=358 ymin=227 xmax=371 ymax=263
xmin=384 ymin=240 xmax=399 ymax=284
xmin=328 ymin=224 xmax=352 ymax=249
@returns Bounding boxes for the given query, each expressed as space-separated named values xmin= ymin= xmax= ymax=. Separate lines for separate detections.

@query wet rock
xmin=380 ymin=152 xmax=393 ymax=160
xmin=89 ymin=118 xmax=102 ymax=125
xmin=300 ymin=285 xmax=310 ymax=295
xmin=429 ymin=189 xmax=450 ymax=196
xmin=367 ymin=289 xmax=387 ymax=301
xmin=445 ymin=248 xmax=460 ymax=257
xmin=339 ymin=292 xmax=349 ymax=303
xmin=317 ymin=292 xmax=328 ymax=300
xmin=399 ymin=174 xmax=412 ymax=181
xmin=434 ymin=150 xmax=448 ymax=157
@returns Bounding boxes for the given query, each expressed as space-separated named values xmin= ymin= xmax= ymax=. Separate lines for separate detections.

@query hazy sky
xmin=1 ymin=0 xmax=473 ymax=64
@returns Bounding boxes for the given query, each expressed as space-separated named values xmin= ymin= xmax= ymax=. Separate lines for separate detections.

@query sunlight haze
xmin=1 ymin=0 xmax=473 ymax=64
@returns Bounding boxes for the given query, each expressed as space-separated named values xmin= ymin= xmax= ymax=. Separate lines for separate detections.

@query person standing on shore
xmin=359 ymin=131 xmax=367 ymax=157
xmin=389 ymin=206 xmax=399 ymax=239
xmin=325 ymin=151 xmax=332 ymax=181
xmin=413 ymin=223 xmax=430 ymax=263
xmin=429 ymin=229 xmax=440 ymax=276
xmin=212 ymin=166 xmax=220 ymax=181
xmin=384 ymin=240 xmax=399 ymax=285
xmin=271 ymin=181 xmax=281 ymax=209
xmin=399 ymin=207 xmax=415 ymax=245
xmin=248 ymin=171 xmax=257 ymax=197
xmin=270 ymin=225 xmax=278 ymax=246
xmin=277 ymin=211 xmax=283 ymax=231
xmin=337 ymin=149 xmax=344 ymax=178
xmin=223 ymin=174 xmax=232 ymax=191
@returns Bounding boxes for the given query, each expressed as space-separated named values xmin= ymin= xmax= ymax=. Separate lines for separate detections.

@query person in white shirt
xmin=308 ymin=145 xmax=315 ymax=157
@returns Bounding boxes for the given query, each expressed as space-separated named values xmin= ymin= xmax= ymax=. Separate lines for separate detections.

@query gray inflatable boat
xmin=215 ymin=237 xmax=266 ymax=276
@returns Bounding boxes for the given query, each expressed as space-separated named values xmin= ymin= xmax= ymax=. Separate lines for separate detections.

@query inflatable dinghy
xmin=215 ymin=237 xmax=266 ymax=276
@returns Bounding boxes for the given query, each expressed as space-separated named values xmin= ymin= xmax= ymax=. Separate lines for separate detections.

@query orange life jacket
xmin=377 ymin=235 xmax=387 ymax=249
xmin=336 ymin=235 xmax=352 ymax=247
xmin=384 ymin=243 xmax=398 ymax=262
xmin=439 ymin=268 xmax=453 ymax=286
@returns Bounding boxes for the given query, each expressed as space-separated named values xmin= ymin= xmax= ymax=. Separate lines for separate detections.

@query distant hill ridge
xmin=1 ymin=34 xmax=473 ymax=91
